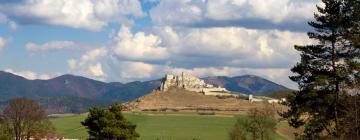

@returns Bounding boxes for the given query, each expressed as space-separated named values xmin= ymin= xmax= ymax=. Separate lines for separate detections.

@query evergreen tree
xmin=282 ymin=0 xmax=360 ymax=139
xmin=82 ymin=104 xmax=139 ymax=140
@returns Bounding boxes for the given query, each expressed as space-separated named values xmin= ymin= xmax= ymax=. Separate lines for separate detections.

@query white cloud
xmin=0 ymin=37 xmax=6 ymax=50
xmin=88 ymin=63 xmax=105 ymax=77
xmin=150 ymin=0 xmax=319 ymax=28
xmin=206 ymin=0 xmax=317 ymax=23
xmin=113 ymin=26 xmax=169 ymax=61
xmin=4 ymin=68 xmax=60 ymax=80
xmin=80 ymin=47 xmax=108 ymax=64
xmin=0 ymin=37 xmax=7 ymax=50
xmin=111 ymin=25 xmax=312 ymax=69
xmin=67 ymin=47 xmax=108 ymax=80
xmin=25 ymin=40 xmax=75 ymax=52
xmin=110 ymin=60 xmax=155 ymax=82
xmin=150 ymin=0 xmax=204 ymax=26
xmin=103 ymin=25 xmax=311 ymax=88
xmin=45 ymin=24 xmax=311 ymax=89
xmin=155 ymin=26 xmax=312 ymax=68
xmin=0 ymin=0 xmax=144 ymax=31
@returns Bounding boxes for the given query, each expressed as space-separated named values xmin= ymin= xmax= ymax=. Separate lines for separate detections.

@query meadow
xmin=50 ymin=112 xmax=289 ymax=140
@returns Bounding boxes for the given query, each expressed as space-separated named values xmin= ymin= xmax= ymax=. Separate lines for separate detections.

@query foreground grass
xmin=50 ymin=112 xmax=288 ymax=140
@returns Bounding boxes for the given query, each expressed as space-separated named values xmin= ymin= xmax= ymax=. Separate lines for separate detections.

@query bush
xmin=0 ymin=134 xmax=12 ymax=140
xmin=229 ymin=107 xmax=277 ymax=140
xmin=197 ymin=112 xmax=215 ymax=115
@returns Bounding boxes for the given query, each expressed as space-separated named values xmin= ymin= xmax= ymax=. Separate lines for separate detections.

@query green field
xmin=50 ymin=112 xmax=288 ymax=140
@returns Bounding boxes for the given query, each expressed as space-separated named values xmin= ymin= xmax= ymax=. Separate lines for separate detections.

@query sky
xmin=0 ymin=0 xmax=321 ymax=89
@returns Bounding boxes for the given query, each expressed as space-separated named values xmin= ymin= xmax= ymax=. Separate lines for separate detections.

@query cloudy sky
xmin=0 ymin=0 xmax=320 ymax=89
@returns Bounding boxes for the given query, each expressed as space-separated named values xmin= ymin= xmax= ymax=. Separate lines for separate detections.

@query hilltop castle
xmin=159 ymin=73 xmax=235 ymax=97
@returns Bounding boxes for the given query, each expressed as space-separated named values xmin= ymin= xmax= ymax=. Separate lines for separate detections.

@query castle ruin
xmin=159 ymin=73 xmax=236 ymax=97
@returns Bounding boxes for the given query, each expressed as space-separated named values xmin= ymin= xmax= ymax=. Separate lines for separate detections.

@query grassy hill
xmin=50 ymin=112 xmax=289 ymax=140
xmin=125 ymin=88 xmax=269 ymax=113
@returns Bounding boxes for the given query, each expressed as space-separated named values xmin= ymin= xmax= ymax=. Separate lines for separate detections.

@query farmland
xmin=50 ymin=112 xmax=289 ymax=140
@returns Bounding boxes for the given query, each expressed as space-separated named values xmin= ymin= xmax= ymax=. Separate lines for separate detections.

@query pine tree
xmin=281 ymin=0 xmax=360 ymax=139
xmin=82 ymin=104 xmax=139 ymax=140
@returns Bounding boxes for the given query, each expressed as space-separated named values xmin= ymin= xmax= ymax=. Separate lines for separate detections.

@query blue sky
xmin=0 ymin=0 xmax=320 ymax=89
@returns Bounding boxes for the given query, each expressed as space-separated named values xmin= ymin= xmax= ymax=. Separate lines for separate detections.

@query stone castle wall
xmin=159 ymin=73 xmax=235 ymax=97
xmin=160 ymin=73 xmax=206 ymax=91
xmin=157 ymin=73 xmax=284 ymax=104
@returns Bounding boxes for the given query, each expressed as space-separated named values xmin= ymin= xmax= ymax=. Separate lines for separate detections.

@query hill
xmin=124 ymin=88 xmax=269 ymax=113
xmin=0 ymin=71 xmax=289 ymax=114
xmin=202 ymin=75 xmax=288 ymax=96
xmin=0 ymin=71 xmax=160 ymax=113
xmin=0 ymin=71 xmax=160 ymax=102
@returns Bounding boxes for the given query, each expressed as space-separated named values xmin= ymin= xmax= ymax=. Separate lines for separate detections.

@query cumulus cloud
xmin=53 ymin=23 xmax=311 ymax=89
xmin=108 ymin=59 xmax=156 ymax=82
xmin=150 ymin=0 xmax=204 ymax=26
xmin=102 ymin=25 xmax=311 ymax=88
xmin=68 ymin=47 xmax=108 ymax=80
xmin=25 ymin=40 xmax=75 ymax=52
xmin=112 ymin=25 xmax=312 ymax=69
xmin=0 ymin=0 xmax=144 ymax=31
xmin=150 ymin=0 xmax=319 ymax=30
xmin=4 ymin=68 xmax=60 ymax=80
xmin=113 ymin=26 xmax=169 ymax=61
xmin=155 ymin=26 xmax=313 ymax=68
xmin=88 ymin=63 xmax=105 ymax=77
xmin=0 ymin=37 xmax=6 ymax=50
xmin=205 ymin=0 xmax=317 ymax=23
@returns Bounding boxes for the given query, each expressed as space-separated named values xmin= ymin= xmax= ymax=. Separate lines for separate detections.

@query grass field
xmin=50 ymin=112 xmax=289 ymax=140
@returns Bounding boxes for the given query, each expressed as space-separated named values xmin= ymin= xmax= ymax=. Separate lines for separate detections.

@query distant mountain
xmin=0 ymin=71 xmax=160 ymax=102
xmin=202 ymin=75 xmax=288 ymax=96
xmin=0 ymin=71 xmax=160 ymax=113
xmin=0 ymin=71 xmax=288 ymax=113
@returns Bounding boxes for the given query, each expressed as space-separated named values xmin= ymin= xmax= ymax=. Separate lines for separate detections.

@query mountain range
xmin=0 ymin=71 xmax=288 ymax=114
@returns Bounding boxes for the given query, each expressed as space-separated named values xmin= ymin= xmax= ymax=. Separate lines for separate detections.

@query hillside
xmin=202 ymin=75 xmax=288 ymax=96
xmin=266 ymin=89 xmax=295 ymax=99
xmin=0 ymin=71 xmax=160 ymax=113
xmin=0 ymin=71 xmax=288 ymax=113
xmin=125 ymin=88 xmax=267 ymax=113
xmin=0 ymin=96 xmax=113 ymax=114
